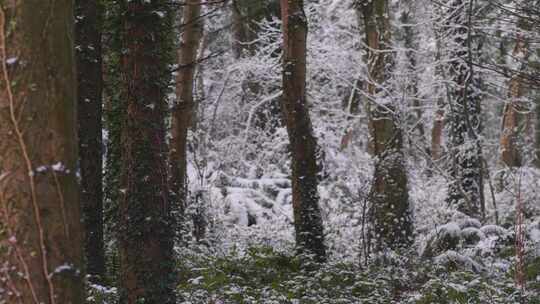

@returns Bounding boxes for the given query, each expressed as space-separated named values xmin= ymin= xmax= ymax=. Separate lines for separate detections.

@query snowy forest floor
xmin=88 ymin=158 xmax=540 ymax=303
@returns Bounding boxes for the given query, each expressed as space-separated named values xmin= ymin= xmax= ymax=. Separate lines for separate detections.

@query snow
xmin=437 ymin=222 xmax=462 ymax=238
xmin=480 ymin=225 xmax=507 ymax=236
xmin=434 ymin=250 xmax=483 ymax=272
xmin=5 ymin=57 xmax=17 ymax=65
xmin=51 ymin=162 xmax=65 ymax=172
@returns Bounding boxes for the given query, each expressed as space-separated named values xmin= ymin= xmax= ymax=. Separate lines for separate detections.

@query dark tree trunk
xmin=75 ymin=0 xmax=105 ymax=283
xmin=0 ymin=1 xmax=84 ymax=302
xmin=280 ymin=0 xmax=326 ymax=262
xmin=170 ymin=0 xmax=204 ymax=244
xmin=102 ymin=0 xmax=125 ymax=286
xmin=116 ymin=1 xmax=175 ymax=303
xmin=369 ymin=104 xmax=413 ymax=250
xmin=359 ymin=0 xmax=413 ymax=250
xmin=445 ymin=0 xmax=484 ymax=219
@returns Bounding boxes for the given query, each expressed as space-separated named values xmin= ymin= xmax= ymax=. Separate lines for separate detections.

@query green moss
xmin=526 ymin=256 xmax=540 ymax=281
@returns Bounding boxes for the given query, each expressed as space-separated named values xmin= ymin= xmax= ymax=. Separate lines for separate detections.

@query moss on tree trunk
xmin=114 ymin=1 xmax=176 ymax=303
xmin=445 ymin=0 xmax=484 ymax=219
xmin=359 ymin=0 xmax=413 ymax=250
xmin=280 ymin=0 xmax=326 ymax=262
xmin=75 ymin=0 xmax=106 ymax=283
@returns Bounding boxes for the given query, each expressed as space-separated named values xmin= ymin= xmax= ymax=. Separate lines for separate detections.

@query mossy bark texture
xmin=445 ymin=0 xmax=484 ymax=219
xmin=359 ymin=0 xmax=413 ymax=250
xmin=115 ymin=1 xmax=176 ymax=303
xmin=75 ymin=0 xmax=106 ymax=283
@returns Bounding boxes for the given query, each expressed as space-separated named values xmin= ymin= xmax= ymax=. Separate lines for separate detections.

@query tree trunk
xmin=75 ymin=0 xmax=105 ymax=283
xmin=359 ymin=0 xmax=413 ymax=250
xmin=116 ymin=1 xmax=175 ymax=303
xmin=431 ymin=106 xmax=445 ymax=161
xmin=431 ymin=8 xmax=447 ymax=162
xmin=535 ymin=50 xmax=540 ymax=167
xmin=445 ymin=0 xmax=484 ymax=219
xmin=280 ymin=0 xmax=326 ymax=261
xmin=0 ymin=1 xmax=84 ymax=303
xmin=400 ymin=0 xmax=426 ymax=156
xmin=171 ymin=0 xmax=204 ymax=244
xmin=370 ymin=104 xmax=413 ymax=250
xmin=500 ymin=30 xmax=530 ymax=167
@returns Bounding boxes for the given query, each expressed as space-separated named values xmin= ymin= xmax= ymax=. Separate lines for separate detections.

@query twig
xmin=0 ymin=182 xmax=40 ymax=304
xmin=209 ymin=69 xmax=233 ymax=136
xmin=242 ymin=90 xmax=283 ymax=144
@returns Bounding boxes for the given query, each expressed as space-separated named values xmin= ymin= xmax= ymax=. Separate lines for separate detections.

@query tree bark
xmin=0 ymin=1 xmax=84 ymax=303
xmin=500 ymin=30 xmax=530 ymax=167
xmin=75 ymin=0 xmax=105 ymax=283
xmin=430 ymin=7 xmax=447 ymax=162
xmin=431 ymin=107 xmax=445 ymax=161
xmin=535 ymin=49 xmax=540 ymax=167
xmin=116 ymin=1 xmax=175 ymax=303
xmin=400 ymin=0 xmax=426 ymax=156
xmin=280 ymin=0 xmax=326 ymax=261
xmin=445 ymin=0 xmax=484 ymax=219
xmin=359 ymin=0 xmax=413 ymax=250
xmin=171 ymin=0 xmax=204 ymax=243
xmin=369 ymin=104 xmax=413 ymax=250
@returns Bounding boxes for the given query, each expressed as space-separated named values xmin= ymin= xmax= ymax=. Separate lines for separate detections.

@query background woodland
xmin=1 ymin=0 xmax=540 ymax=303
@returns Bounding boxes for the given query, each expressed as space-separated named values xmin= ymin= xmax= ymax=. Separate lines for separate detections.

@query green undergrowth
xmin=85 ymin=245 xmax=540 ymax=303
xmin=175 ymin=246 xmax=540 ymax=304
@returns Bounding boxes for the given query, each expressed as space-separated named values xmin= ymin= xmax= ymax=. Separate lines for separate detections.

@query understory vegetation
xmin=89 ymin=245 xmax=540 ymax=303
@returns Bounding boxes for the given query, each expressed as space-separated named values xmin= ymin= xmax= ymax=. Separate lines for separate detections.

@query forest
xmin=0 ymin=0 xmax=539 ymax=303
